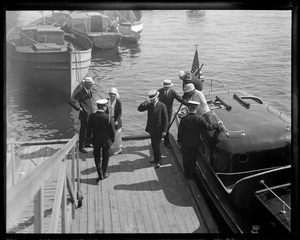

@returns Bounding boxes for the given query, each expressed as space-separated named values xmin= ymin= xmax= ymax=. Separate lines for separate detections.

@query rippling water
xmin=6 ymin=10 xmax=291 ymax=142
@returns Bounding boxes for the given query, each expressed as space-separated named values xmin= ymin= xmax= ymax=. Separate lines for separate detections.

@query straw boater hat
xmin=184 ymin=83 xmax=195 ymax=93
xmin=82 ymin=77 xmax=94 ymax=85
xmin=148 ymin=90 xmax=160 ymax=100
xmin=96 ymin=99 xmax=108 ymax=105
xmin=162 ymin=79 xmax=173 ymax=87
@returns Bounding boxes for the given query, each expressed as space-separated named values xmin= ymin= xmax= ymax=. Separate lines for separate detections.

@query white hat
xmin=82 ymin=77 xmax=94 ymax=85
xmin=148 ymin=90 xmax=160 ymax=99
xmin=109 ymin=87 xmax=118 ymax=95
xmin=96 ymin=99 xmax=108 ymax=105
xmin=184 ymin=83 xmax=195 ymax=93
xmin=162 ymin=79 xmax=173 ymax=87
xmin=178 ymin=70 xmax=186 ymax=78
xmin=188 ymin=100 xmax=200 ymax=106
xmin=108 ymin=87 xmax=120 ymax=98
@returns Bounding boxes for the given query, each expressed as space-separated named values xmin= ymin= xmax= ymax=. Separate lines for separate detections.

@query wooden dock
xmin=6 ymin=134 xmax=219 ymax=234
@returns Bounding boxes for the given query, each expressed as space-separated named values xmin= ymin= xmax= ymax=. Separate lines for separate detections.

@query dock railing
xmin=6 ymin=134 xmax=82 ymax=233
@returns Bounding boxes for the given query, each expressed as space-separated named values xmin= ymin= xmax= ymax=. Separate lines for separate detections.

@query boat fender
xmin=215 ymin=96 xmax=232 ymax=111
xmin=233 ymin=93 xmax=250 ymax=108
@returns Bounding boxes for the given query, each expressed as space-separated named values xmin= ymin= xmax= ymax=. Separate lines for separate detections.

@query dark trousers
xmin=79 ymin=120 xmax=91 ymax=149
xmin=93 ymin=145 xmax=110 ymax=178
xmin=181 ymin=147 xmax=198 ymax=179
xmin=150 ymin=133 xmax=163 ymax=164
xmin=164 ymin=132 xmax=170 ymax=145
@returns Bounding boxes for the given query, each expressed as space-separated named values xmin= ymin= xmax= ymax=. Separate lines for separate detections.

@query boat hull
xmin=175 ymin=84 xmax=291 ymax=233
xmin=6 ymin=26 xmax=92 ymax=98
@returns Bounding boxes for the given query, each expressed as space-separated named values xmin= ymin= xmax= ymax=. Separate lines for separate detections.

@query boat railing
xmin=209 ymin=111 xmax=246 ymax=138
xmin=6 ymin=134 xmax=82 ymax=233
xmin=202 ymin=79 xmax=229 ymax=95
xmin=259 ymin=180 xmax=291 ymax=213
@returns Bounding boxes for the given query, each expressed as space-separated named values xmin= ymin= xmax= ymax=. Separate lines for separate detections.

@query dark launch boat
xmin=6 ymin=14 xmax=93 ymax=98
xmin=175 ymin=48 xmax=291 ymax=234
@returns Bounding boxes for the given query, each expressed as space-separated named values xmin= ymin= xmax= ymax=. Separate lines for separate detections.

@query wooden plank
xmin=118 ymin=142 xmax=137 ymax=233
xmin=108 ymin=152 xmax=121 ymax=233
xmin=134 ymin=138 xmax=155 ymax=233
xmin=87 ymin=156 xmax=96 ymax=233
xmin=141 ymin=139 xmax=164 ymax=233
xmin=112 ymin=147 xmax=131 ymax=233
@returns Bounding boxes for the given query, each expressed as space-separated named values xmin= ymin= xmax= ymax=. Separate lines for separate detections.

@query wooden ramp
xmin=71 ymin=135 xmax=219 ymax=233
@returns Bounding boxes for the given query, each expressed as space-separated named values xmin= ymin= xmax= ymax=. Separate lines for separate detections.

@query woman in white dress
xmin=107 ymin=87 xmax=123 ymax=155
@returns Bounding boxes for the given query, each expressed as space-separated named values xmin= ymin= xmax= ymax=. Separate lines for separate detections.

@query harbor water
xmin=6 ymin=10 xmax=291 ymax=142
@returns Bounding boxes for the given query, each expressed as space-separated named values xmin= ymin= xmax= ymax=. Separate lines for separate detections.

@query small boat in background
xmin=62 ymin=12 xmax=121 ymax=50
xmin=103 ymin=10 xmax=143 ymax=43
xmin=6 ymin=18 xmax=93 ymax=98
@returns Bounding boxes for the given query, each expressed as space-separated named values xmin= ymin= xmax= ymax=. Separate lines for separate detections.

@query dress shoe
xmin=103 ymin=173 xmax=110 ymax=179
xmin=154 ymin=163 xmax=160 ymax=169
xmin=113 ymin=149 xmax=122 ymax=155
xmin=85 ymin=143 xmax=93 ymax=148
xmin=149 ymin=160 xmax=156 ymax=164
xmin=79 ymin=148 xmax=87 ymax=153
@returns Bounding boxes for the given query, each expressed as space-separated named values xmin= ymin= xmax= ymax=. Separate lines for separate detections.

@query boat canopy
xmin=68 ymin=12 xmax=111 ymax=33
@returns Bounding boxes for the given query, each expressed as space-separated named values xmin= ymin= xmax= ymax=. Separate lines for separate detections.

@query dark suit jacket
xmin=138 ymin=101 xmax=168 ymax=135
xmin=87 ymin=111 xmax=115 ymax=147
xmin=178 ymin=113 xmax=216 ymax=148
xmin=158 ymin=88 xmax=187 ymax=122
xmin=69 ymin=88 xmax=96 ymax=122
xmin=105 ymin=98 xmax=122 ymax=130
xmin=182 ymin=72 xmax=203 ymax=91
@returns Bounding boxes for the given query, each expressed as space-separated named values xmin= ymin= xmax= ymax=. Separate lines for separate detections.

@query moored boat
xmin=103 ymin=10 xmax=143 ymax=43
xmin=175 ymin=48 xmax=292 ymax=233
xmin=62 ymin=12 xmax=121 ymax=50
xmin=6 ymin=20 xmax=93 ymax=98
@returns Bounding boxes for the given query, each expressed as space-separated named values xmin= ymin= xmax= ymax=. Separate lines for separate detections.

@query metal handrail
xmin=6 ymin=134 xmax=81 ymax=233
xmin=260 ymin=180 xmax=291 ymax=213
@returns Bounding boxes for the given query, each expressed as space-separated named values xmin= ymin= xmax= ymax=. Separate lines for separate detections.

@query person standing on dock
xmin=177 ymin=101 xmax=219 ymax=179
xmin=138 ymin=90 xmax=168 ymax=169
xmin=158 ymin=79 xmax=187 ymax=148
xmin=106 ymin=87 xmax=123 ymax=155
xmin=88 ymin=99 xmax=115 ymax=182
xmin=182 ymin=83 xmax=210 ymax=116
xmin=178 ymin=69 xmax=204 ymax=91
xmin=69 ymin=77 xmax=96 ymax=153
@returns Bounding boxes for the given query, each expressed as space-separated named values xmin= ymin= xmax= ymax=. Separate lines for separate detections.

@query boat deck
xmin=6 ymin=134 xmax=219 ymax=233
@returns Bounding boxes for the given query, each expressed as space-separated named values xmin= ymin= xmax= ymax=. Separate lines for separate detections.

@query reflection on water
xmin=6 ymin=87 xmax=78 ymax=142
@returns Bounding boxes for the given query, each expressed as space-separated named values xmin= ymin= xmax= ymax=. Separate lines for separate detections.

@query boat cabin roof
xmin=204 ymin=89 xmax=291 ymax=154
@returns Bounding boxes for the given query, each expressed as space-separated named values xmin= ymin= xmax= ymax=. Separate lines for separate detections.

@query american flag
xmin=191 ymin=48 xmax=200 ymax=78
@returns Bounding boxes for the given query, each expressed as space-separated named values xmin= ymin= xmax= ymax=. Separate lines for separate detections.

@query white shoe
xmin=114 ymin=149 xmax=122 ymax=155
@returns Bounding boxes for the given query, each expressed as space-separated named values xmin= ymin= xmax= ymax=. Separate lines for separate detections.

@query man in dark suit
xmin=69 ymin=77 xmax=96 ymax=153
xmin=138 ymin=90 xmax=168 ymax=169
xmin=158 ymin=79 xmax=187 ymax=148
xmin=177 ymin=101 xmax=220 ymax=179
xmin=87 ymin=99 xmax=115 ymax=182
xmin=178 ymin=69 xmax=204 ymax=91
